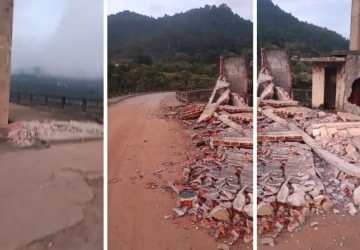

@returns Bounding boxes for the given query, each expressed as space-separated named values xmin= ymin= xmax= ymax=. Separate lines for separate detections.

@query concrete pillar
xmin=0 ymin=0 xmax=13 ymax=126
xmin=312 ymin=65 xmax=325 ymax=108
xmin=335 ymin=66 xmax=346 ymax=110
xmin=350 ymin=0 xmax=360 ymax=51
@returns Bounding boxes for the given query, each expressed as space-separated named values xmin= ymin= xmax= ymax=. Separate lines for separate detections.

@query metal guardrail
xmin=10 ymin=92 xmax=103 ymax=115
xmin=293 ymin=88 xmax=312 ymax=107
xmin=176 ymin=89 xmax=213 ymax=103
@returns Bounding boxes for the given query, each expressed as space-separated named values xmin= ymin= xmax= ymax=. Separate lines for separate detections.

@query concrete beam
xmin=0 ymin=0 xmax=13 ymax=126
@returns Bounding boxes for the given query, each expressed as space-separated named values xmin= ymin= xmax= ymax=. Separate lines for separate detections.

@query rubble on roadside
xmin=7 ymin=120 xmax=103 ymax=148
xmin=162 ymin=75 xmax=254 ymax=247
xmin=257 ymin=62 xmax=360 ymax=246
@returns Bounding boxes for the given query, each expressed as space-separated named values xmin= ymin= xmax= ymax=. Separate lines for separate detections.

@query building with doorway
xmin=302 ymin=0 xmax=360 ymax=115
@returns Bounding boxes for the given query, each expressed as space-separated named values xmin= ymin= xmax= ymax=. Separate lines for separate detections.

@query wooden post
xmin=0 ymin=0 xmax=13 ymax=126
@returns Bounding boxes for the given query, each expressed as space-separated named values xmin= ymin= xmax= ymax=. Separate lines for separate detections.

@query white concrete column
xmin=350 ymin=0 xmax=360 ymax=51
xmin=335 ymin=66 xmax=346 ymax=110
xmin=312 ymin=65 xmax=325 ymax=108
xmin=0 ymin=0 xmax=13 ymax=126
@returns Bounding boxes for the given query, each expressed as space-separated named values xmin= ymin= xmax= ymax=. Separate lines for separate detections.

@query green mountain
xmin=108 ymin=4 xmax=253 ymax=63
xmin=258 ymin=0 xmax=349 ymax=56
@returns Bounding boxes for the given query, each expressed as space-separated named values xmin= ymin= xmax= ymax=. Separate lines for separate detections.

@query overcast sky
xmin=108 ymin=0 xmax=253 ymax=20
xmin=12 ymin=0 xmax=103 ymax=79
xmin=272 ymin=0 xmax=352 ymax=38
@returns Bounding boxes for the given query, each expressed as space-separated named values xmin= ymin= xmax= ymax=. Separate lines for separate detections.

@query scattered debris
xmin=257 ymin=52 xmax=360 ymax=246
xmin=7 ymin=120 xmax=103 ymax=148
xmin=217 ymin=243 xmax=230 ymax=250
xmin=346 ymin=202 xmax=358 ymax=216
xmin=164 ymin=64 xmax=254 ymax=245
xmin=261 ymin=237 xmax=275 ymax=247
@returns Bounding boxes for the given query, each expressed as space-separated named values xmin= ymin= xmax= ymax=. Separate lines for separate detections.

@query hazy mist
xmin=12 ymin=0 xmax=103 ymax=79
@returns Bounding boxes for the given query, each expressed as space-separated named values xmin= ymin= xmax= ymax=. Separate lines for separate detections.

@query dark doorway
xmin=324 ymin=67 xmax=337 ymax=109
xmin=348 ymin=78 xmax=360 ymax=106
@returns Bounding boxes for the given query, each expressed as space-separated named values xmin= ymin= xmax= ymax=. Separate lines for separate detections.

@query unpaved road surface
xmin=109 ymin=93 xmax=217 ymax=250
xmin=0 ymin=105 xmax=103 ymax=250
xmin=261 ymin=212 xmax=360 ymax=250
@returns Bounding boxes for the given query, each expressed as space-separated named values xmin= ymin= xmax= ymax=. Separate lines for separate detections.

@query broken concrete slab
xmin=7 ymin=120 xmax=103 ymax=148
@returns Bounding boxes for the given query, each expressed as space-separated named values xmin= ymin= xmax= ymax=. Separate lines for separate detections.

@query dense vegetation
xmin=108 ymin=4 xmax=252 ymax=61
xmin=108 ymin=4 xmax=253 ymax=96
xmin=258 ymin=0 xmax=350 ymax=105
xmin=258 ymin=0 xmax=349 ymax=56
xmin=109 ymin=1 xmax=350 ymax=97
xmin=108 ymin=62 xmax=218 ymax=95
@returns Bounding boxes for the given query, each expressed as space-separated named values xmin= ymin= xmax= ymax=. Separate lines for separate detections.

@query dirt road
xmin=260 ymin=210 xmax=360 ymax=250
xmin=109 ymin=93 xmax=217 ymax=250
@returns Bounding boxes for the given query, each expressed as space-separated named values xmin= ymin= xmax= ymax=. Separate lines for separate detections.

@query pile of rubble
xmin=7 ymin=120 xmax=103 ymax=148
xmin=257 ymin=63 xmax=360 ymax=246
xmin=165 ymin=77 xmax=254 ymax=247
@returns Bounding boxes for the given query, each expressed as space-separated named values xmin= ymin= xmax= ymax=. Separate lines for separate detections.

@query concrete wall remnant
xmin=223 ymin=57 xmax=249 ymax=99
xmin=263 ymin=49 xmax=292 ymax=95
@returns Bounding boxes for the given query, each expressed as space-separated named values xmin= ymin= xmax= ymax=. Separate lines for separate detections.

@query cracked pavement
xmin=0 ymin=140 xmax=103 ymax=250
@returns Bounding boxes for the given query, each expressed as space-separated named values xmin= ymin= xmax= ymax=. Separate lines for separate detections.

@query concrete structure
xmin=0 ymin=0 xmax=13 ymax=126
xmin=223 ymin=56 xmax=249 ymax=101
xmin=301 ymin=57 xmax=346 ymax=109
xmin=351 ymin=0 xmax=360 ymax=51
xmin=177 ymin=56 xmax=250 ymax=104
xmin=303 ymin=0 xmax=360 ymax=115
xmin=263 ymin=49 xmax=292 ymax=95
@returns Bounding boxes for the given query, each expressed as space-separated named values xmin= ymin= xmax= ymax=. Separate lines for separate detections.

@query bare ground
xmin=0 ymin=104 xmax=103 ymax=250
xmin=260 ymin=212 xmax=360 ymax=250
xmin=109 ymin=92 xmax=218 ymax=250
xmin=19 ymin=178 xmax=103 ymax=250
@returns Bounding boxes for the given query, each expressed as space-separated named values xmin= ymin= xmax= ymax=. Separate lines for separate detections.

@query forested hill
xmin=108 ymin=4 xmax=252 ymax=63
xmin=258 ymin=0 xmax=349 ymax=56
